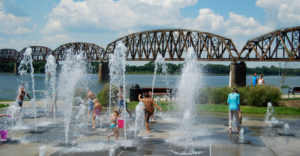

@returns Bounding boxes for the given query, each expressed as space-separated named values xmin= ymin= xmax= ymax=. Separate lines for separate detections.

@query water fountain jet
xmin=18 ymin=47 xmax=37 ymax=132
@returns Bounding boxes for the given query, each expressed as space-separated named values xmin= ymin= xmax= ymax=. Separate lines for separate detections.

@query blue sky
xmin=0 ymin=0 xmax=299 ymax=59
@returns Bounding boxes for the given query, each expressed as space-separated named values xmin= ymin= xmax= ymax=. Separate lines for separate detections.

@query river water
xmin=0 ymin=72 xmax=299 ymax=100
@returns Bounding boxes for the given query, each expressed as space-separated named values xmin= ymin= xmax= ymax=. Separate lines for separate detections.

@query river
xmin=0 ymin=72 xmax=298 ymax=100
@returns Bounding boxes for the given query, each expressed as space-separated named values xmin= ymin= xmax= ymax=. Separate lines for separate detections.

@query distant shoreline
xmin=0 ymin=72 xmax=298 ymax=76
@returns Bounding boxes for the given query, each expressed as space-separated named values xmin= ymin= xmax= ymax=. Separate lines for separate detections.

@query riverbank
xmin=127 ymin=100 xmax=300 ymax=115
xmin=1 ymin=96 xmax=300 ymax=115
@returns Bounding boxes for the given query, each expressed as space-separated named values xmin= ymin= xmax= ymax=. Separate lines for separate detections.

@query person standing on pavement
xmin=227 ymin=88 xmax=241 ymax=134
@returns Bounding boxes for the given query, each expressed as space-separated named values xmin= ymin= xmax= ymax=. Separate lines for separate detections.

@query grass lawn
xmin=127 ymin=101 xmax=300 ymax=115
xmin=0 ymin=100 xmax=14 ymax=102
xmin=281 ymin=97 xmax=300 ymax=101
xmin=0 ymin=104 xmax=9 ymax=108
xmin=127 ymin=101 xmax=174 ymax=110
xmin=197 ymin=104 xmax=300 ymax=115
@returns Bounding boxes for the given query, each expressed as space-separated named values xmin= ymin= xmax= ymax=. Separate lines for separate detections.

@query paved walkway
xmin=0 ymin=107 xmax=300 ymax=155
xmin=281 ymin=94 xmax=300 ymax=98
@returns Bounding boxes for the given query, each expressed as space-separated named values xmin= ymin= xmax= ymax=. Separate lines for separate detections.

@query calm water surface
xmin=0 ymin=72 xmax=299 ymax=100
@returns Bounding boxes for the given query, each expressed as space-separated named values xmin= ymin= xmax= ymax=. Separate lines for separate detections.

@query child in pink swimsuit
xmin=92 ymin=99 xmax=102 ymax=128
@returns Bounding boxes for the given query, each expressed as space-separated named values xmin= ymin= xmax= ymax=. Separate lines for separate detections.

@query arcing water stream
xmin=45 ymin=55 xmax=57 ymax=120
xmin=109 ymin=43 xmax=128 ymax=145
xmin=152 ymin=53 xmax=168 ymax=94
xmin=56 ymin=49 xmax=87 ymax=145
xmin=18 ymin=47 xmax=37 ymax=132
xmin=170 ymin=47 xmax=203 ymax=154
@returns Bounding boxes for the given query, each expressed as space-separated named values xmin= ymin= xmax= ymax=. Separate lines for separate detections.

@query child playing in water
xmin=0 ymin=114 xmax=8 ymax=117
xmin=86 ymin=89 xmax=95 ymax=118
xmin=92 ymin=99 xmax=102 ymax=128
xmin=139 ymin=92 xmax=163 ymax=133
xmin=16 ymin=85 xmax=31 ymax=109
xmin=107 ymin=110 xmax=120 ymax=141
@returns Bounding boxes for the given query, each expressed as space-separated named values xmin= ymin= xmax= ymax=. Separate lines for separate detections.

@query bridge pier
xmin=98 ymin=61 xmax=109 ymax=81
xmin=14 ymin=62 xmax=19 ymax=74
xmin=229 ymin=61 xmax=246 ymax=87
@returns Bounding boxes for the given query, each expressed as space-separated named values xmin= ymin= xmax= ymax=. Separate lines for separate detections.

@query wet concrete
xmin=1 ymin=106 xmax=300 ymax=155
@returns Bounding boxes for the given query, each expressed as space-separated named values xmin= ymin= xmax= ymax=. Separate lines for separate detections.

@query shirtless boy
xmin=138 ymin=92 xmax=162 ymax=133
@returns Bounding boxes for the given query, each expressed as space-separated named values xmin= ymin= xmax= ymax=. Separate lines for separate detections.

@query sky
xmin=0 ymin=0 xmax=300 ymax=67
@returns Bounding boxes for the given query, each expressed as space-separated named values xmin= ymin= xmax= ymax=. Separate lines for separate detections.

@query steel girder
xmin=0 ymin=43 xmax=105 ymax=62
xmin=238 ymin=26 xmax=300 ymax=61
xmin=1 ymin=27 xmax=300 ymax=62
xmin=53 ymin=42 xmax=105 ymax=61
xmin=105 ymin=29 xmax=239 ymax=61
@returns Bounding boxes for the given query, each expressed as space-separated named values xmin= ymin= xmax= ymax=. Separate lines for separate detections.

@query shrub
xmin=74 ymin=87 xmax=87 ymax=99
xmin=0 ymin=104 xmax=9 ymax=108
xmin=198 ymin=85 xmax=281 ymax=107
xmin=238 ymin=85 xmax=281 ymax=106
xmin=97 ymin=83 xmax=110 ymax=107
xmin=97 ymin=83 xmax=119 ymax=107
xmin=198 ymin=87 xmax=231 ymax=104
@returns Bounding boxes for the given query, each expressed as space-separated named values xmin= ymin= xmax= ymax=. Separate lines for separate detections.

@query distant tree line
xmin=125 ymin=62 xmax=183 ymax=74
xmin=126 ymin=62 xmax=300 ymax=76
xmin=1 ymin=61 xmax=300 ymax=75
xmin=0 ymin=61 xmax=46 ymax=73
xmin=0 ymin=62 xmax=15 ymax=72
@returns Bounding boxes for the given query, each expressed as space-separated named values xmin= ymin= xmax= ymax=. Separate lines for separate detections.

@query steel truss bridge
xmin=1 ymin=26 xmax=300 ymax=62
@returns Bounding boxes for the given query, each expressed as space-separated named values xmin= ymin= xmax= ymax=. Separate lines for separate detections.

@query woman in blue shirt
xmin=227 ymin=88 xmax=241 ymax=134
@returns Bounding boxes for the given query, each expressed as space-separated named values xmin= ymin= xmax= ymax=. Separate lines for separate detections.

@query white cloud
xmin=13 ymin=26 xmax=31 ymax=35
xmin=181 ymin=8 xmax=226 ymax=32
xmin=139 ymin=0 xmax=196 ymax=8
xmin=0 ymin=11 xmax=31 ymax=35
xmin=256 ymin=0 xmax=300 ymax=26
xmin=0 ymin=1 xmax=32 ymax=35
xmin=42 ymin=0 xmax=196 ymax=33
xmin=118 ymin=29 xmax=140 ymax=38
xmin=180 ymin=9 xmax=272 ymax=40
xmin=278 ymin=2 xmax=300 ymax=25
xmin=41 ymin=18 xmax=64 ymax=34
xmin=226 ymin=13 xmax=272 ymax=37
xmin=43 ymin=1 xmax=275 ymax=42
xmin=4 ymin=0 xmax=299 ymax=52
xmin=38 ymin=34 xmax=75 ymax=48
xmin=41 ymin=1 xmax=276 ymax=50
xmin=0 ymin=2 xmax=3 ymax=10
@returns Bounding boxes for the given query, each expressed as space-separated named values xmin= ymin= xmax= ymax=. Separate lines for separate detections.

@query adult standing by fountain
xmin=86 ymin=89 xmax=95 ymax=117
xmin=252 ymin=73 xmax=258 ymax=86
xmin=138 ymin=93 xmax=162 ymax=133
xmin=16 ymin=85 xmax=31 ymax=109
xmin=118 ymin=86 xmax=132 ymax=118
xmin=258 ymin=74 xmax=265 ymax=85
xmin=227 ymin=88 xmax=240 ymax=134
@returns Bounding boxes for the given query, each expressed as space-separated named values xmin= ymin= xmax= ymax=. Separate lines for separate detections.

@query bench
xmin=141 ymin=88 xmax=175 ymax=100
xmin=129 ymin=85 xmax=175 ymax=101
xmin=288 ymin=87 xmax=300 ymax=98
xmin=141 ymin=88 xmax=172 ymax=96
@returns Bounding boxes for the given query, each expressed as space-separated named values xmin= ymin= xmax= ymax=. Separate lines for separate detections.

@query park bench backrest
xmin=141 ymin=88 xmax=172 ymax=93
xmin=294 ymin=87 xmax=300 ymax=92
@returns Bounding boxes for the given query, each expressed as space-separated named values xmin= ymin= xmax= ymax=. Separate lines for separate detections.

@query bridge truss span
xmin=238 ymin=26 xmax=300 ymax=61
xmin=53 ymin=42 xmax=105 ymax=61
xmin=106 ymin=29 xmax=239 ymax=61
xmin=20 ymin=46 xmax=53 ymax=61
xmin=0 ymin=49 xmax=21 ymax=62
